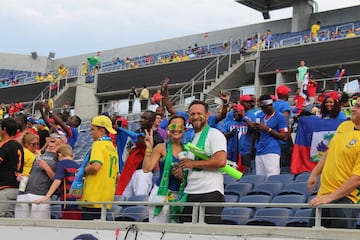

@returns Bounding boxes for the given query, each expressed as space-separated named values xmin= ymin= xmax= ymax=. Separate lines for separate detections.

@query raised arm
xmin=215 ymin=91 xmax=229 ymax=123
xmin=162 ymin=81 xmax=177 ymax=115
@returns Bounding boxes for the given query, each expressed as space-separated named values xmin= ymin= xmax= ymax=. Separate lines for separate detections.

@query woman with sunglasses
xmin=19 ymin=131 xmax=40 ymax=178
xmin=143 ymin=115 xmax=186 ymax=223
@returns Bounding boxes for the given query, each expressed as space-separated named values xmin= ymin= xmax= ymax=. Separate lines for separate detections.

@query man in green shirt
xmin=296 ymin=60 xmax=309 ymax=88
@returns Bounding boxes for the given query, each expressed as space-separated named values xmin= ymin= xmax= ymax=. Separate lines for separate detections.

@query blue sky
xmin=0 ymin=0 xmax=359 ymax=58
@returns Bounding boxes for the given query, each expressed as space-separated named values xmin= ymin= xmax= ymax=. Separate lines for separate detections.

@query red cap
xmin=240 ymin=95 xmax=253 ymax=102
xmin=232 ymin=104 xmax=245 ymax=111
xmin=117 ymin=117 xmax=128 ymax=127
xmin=325 ymin=91 xmax=339 ymax=101
xmin=276 ymin=85 xmax=291 ymax=96
xmin=270 ymin=94 xmax=278 ymax=101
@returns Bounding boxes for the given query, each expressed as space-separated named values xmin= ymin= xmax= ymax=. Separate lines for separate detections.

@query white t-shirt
xmin=147 ymin=103 xmax=159 ymax=112
xmin=184 ymin=127 xmax=227 ymax=195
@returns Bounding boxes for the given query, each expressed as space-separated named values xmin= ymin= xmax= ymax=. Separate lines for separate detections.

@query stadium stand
xmin=1 ymin=4 xmax=360 ymax=238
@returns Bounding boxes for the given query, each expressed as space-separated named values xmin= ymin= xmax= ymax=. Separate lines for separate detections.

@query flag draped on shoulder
xmin=116 ymin=127 xmax=144 ymax=173
xmin=115 ymin=127 xmax=145 ymax=195
xmin=290 ymin=116 xmax=345 ymax=175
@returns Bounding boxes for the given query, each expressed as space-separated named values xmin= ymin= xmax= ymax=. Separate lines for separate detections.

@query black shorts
xmin=179 ymin=191 xmax=224 ymax=224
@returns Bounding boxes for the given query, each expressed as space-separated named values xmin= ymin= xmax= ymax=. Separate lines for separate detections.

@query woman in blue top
xmin=320 ymin=94 xmax=346 ymax=120
xmin=143 ymin=115 xmax=185 ymax=223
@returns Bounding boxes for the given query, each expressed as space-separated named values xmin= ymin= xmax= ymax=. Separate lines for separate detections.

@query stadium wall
xmin=1 ymin=5 xmax=359 ymax=73
xmin=50 ymin=5 xmax=360 ymax=67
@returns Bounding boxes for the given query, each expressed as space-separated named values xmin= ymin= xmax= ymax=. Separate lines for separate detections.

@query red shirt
xmin=317 ymin=94 xmax=325 ymax=103
xmin=152 ymin=93 xmax=162 ymax=103
xmin=307 ymin=81 xmax=318 ymax=97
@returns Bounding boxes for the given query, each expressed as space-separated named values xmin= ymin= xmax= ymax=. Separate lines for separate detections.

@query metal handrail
xmin=5 ymin=199 xmax=360 ymax=227
xmin=168 ymin=54 xmax=233 ymax=105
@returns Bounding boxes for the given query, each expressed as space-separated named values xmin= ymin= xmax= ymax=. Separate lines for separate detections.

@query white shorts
xmin=255 ymin=153 xmax=280 ymax=177
xmin=122 ymin=169 xmax=153 ymax=199
xmin=15 ymin=193 xmax=51 ymax=219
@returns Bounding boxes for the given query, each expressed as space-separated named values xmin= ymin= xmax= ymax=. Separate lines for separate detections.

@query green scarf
xmin=172 ymin=125 xmax=210 ymax=221
xmin=153 ymin=142 xmax=174 ymax=217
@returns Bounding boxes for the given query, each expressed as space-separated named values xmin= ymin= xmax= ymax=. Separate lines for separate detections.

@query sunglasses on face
xmin=168 ymin=123 xmax=184 ymax=132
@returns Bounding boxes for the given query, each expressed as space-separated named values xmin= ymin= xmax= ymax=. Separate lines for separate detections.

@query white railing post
xmin=314 ymin=207 xmax=322 ymax=228
xmin=216 ymin=56 xmax=219 ymax=81
xmin=198 ymin=205 xmax=206 ymax=224
xmin=228 ymin=38 xmax=232 ymax=70
xmin=191 ymin=204 xmax=199 ymax=224
xmin=100 ymin=204 xmax=107 ymax=221
xmin=203 ymin=68 xmax=207 ymax=93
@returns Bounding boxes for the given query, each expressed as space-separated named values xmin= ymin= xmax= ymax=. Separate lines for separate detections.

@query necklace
xmin=264 ymin=112 xmax=275 ymax=124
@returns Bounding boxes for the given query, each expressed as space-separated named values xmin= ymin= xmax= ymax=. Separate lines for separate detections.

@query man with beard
xmin=179 ymin=100 xmax=227 ymax=224
xmin=116 ymin=110 xmax=164 ymax=198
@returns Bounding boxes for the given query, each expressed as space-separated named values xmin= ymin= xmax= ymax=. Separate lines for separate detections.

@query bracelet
xmin=268 ymin=128 xmax=273 ymax=133
xmin=145 ymin=148 xmax=153 ymax=153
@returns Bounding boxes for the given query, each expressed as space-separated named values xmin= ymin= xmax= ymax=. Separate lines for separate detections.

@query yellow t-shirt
xmin=81 ymin=64 xmax=87 ymax=76
xmin=48 ymin=99 xmax=54 ymax=110
xmin=140 ymin=88 xmax=149 ymax=99
xmin=35 ymin=75 xmax=44 ymax=82
xmin=81 ymin=140 xmax=119 ymax=209
xmin=346 ymin=33 xmax=356 ymax=38
xmin=311 ymin=23 xmax=320 ymax=37
xmin=57 ymin=67 xmax=68 ymax=78
xmin=319 ymin=121 xmax=360 ymax=203
xmin=23 ymin=148 xmax=36 ymax=177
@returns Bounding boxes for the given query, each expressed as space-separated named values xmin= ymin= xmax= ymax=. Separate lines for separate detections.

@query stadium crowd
xmin=0 ymin=73 xmax=359 ymax=227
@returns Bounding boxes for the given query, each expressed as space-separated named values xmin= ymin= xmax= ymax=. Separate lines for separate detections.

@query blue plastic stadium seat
xmin=223 ymin=174 xmax=238 ymax=187
xmin=225 ymin=182 xmax=253 ymax=198
xmin=294 ymin=172 xmax=311 ymax=182
xmin=115 ymin=206 xmax=149 ymax=222
xmin=238 ymin=195 xmax=272 ymax=211
xmin=224 ymin=194 xmax=240 ymax=203
xmin=221 ymin=207 xmax=254 ymax=225
xmin=50 ymin=205 xmax=62 ymax=219
xmin=265 ymin=173 xmax=294 ymax=184
xmin=278 ymin=182 xmax=311 ymax=198
xmin=246 ymin=208 xmax=293 ymax=226
xmin=271 ymin=194 xmax=307 ymax=213
xmin=286 ymin=208 xmax=313 ymax=227
xmin=247 ymin=182 xmax=284 ymax=197
xmin=239 ymin=175 xmax=265 ymax=185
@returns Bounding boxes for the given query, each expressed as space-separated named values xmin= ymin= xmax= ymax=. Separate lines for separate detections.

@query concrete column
xmin=275 ymin=69 xmax=285 ymax=87
xmin=291 ymin=0 xmax=314 ymax=32
xmin=74 ymin=83 xmax=99 ymax=120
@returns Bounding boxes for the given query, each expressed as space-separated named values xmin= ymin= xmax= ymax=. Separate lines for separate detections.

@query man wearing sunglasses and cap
xmin=253 ymin=95 xmax=289 ymax=177
xmin=81 ymin=115 xmax=119 ymax=220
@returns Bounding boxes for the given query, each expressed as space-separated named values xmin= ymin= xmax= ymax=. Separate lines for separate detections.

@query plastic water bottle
xmin=19 ymin=175 xmax=28 ymax=192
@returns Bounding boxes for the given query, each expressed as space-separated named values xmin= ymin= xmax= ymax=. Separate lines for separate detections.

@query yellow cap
xmin=91 ymin=115 xmax=116 ymax=134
